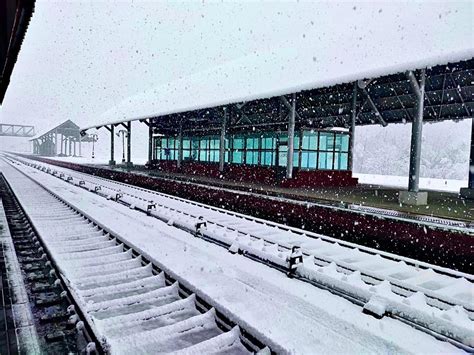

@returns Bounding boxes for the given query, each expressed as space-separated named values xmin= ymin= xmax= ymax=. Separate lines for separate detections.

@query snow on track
xmin=0 ymin=157 xmax=470 ymax=352
xmin=18 ymin=159 xmax=474 ymax=297
xmin=0 ymin=161 xmax=263 ymax=354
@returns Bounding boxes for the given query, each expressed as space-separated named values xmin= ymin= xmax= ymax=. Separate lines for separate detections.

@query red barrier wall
xmin=282 ymin=170 xmax=358 ymax=188
xmin=153 ymin=160 xmax=358 ymax=187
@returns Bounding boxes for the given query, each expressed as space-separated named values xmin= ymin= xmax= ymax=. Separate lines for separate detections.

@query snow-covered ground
xmin=1 ymin=159 xmax=465 ymax=354
xmin=354 ymin=173 xmax=467 ymax=193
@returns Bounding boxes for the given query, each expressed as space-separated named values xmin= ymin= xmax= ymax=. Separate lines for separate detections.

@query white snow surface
xmin=1 ymin=158 xmax=469 ymax=354
xmin=354 ymin=173 xmax=468 ymax=193
xmin=79 ymin=2 xmax=473 ymax=129
xmin=15 ymin=156 xmax=474 ymax=345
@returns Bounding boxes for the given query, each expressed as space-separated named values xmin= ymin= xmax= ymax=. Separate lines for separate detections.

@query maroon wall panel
xmin=152 ymin=161 xmax=358 ymax=187
xmin=282 ymin=170 xmax=358 ymax=188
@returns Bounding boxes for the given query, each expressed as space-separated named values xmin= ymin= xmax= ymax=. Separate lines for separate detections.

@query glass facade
xmin=154 ymin=130 xmax=350 ymax=170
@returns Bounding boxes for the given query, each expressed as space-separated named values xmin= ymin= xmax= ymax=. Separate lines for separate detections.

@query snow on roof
xmin=83 ymin=2 xmax=473 ymax=130
xmin=31 ymin=119 xmax=79 ymax=140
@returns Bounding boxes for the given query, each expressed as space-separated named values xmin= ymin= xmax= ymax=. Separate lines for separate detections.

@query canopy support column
xmin=78 ymin=134 xmax=82 ymax=157
xmin=148 ymin=120 xmax=153 ymax=165
xmin=460 ymin=119 xmax=474 ymax=199
xmin=107 ymin=125 xmax=116 ymax=165
xmin=348 ymin=82 xmax=357 ymax=171
xmin=53 ymin=130 xmax=58 ymax=156
xmin=399 ymin=69 xmax=427 ymax=205
xmin=286 ymin=93 xmax=296 ymax=179
xmin=177 ymin=122 xmax=183 ymax=169
xmin=219 ymin=108 xmax=227 ymax=172
xmin=126 ymin=121 xmax=133 ymax=168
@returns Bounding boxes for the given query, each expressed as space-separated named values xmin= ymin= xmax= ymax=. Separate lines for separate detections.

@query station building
xmin=81 ymin=58 xmax=473 ymax=204
xmin=30 ymin=60 xmax=473 ymax=270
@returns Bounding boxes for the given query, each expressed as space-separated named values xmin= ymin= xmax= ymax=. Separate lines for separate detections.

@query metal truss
xmin=0 ymin=124 xmax=35 ymax=137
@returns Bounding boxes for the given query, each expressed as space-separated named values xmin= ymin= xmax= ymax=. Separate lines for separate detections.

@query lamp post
xmin=117 ymin=129 xmax=128 ymax=163
xmin=91 ymin=134 xmax=98 ymax=159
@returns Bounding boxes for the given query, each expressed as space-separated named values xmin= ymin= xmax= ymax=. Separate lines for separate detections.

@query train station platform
xmin=114 ymin=164 xmax=472 ymax=224
xmin=32 ymin=155 xmax=474 ymax=227
xmin=18 ymin=155 xmax=474 ymax=271
xmin=147 ymin=166 xmax=474 ymax=222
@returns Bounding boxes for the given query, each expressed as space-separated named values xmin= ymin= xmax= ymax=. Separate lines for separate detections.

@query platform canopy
xmin=32 ymin=119 xmax=93 ymax=142
xmin=0 ymin=0 xmax=35 ymax=104
xmin=82 ymin=2 xmax=473 ymax=131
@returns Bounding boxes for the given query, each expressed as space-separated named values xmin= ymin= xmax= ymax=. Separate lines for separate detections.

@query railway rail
xmin=5 ymin=155 xmax=474 ymax=351
xmin=141 ymin=168 xmax=473 ymax=230
xmin=23 ymin=155 xmax=473 ymax=272
xmin=0 ymin=174 xmax=98 ymax=354
xmin=1 ymin=157 xmax=271 ymax=354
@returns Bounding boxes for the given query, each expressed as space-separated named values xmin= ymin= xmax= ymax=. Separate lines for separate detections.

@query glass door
xmin=275 ymin=141 xmax=288 ymax=181
xmin=277 ymin=143 xmax=288 ymax=167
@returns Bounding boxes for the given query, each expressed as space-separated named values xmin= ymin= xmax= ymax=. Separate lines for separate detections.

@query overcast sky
xmin=0 ymin=1 xmax=471 ymax=182
xmin=0 ymin=1 xmax=472 ymax=131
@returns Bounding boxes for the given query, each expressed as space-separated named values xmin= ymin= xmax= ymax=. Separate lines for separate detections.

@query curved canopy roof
xmin=68 ymin=2 xmax=472 ymax=131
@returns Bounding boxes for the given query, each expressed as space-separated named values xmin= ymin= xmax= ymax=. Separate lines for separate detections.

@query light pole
xmin=117 ymin=130 xmax=128 ymax=164
xmin=91 ymin=134 xmax=98 ymax=159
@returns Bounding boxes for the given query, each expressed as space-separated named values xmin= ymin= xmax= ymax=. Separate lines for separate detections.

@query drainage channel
xmin=0 ymin=173 xmax=100 ymax=354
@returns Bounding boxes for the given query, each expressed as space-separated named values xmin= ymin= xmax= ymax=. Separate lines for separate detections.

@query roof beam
xmin=358 ymin=80 xmax=388 ymax=127
xmin=280 ymin=95 xmax=303 ymax=121
xmin=406 ymin=70 xmax=423 ymax=99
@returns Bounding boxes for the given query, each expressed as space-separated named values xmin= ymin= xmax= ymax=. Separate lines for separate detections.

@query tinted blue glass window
xmin=341 ymin=134 xmax=349 ymax=152
xmin=293 ymin=152 xmax=299 ymax=167
xmin=246 ymin=151 xmax=258 ymax=165
xmin=293 ymin=136 xmax=300 ymax=149
xmin=232 ymin=151 xmax=243 ymax=164
xmin=233 ymin=138 xmax=244 ymax=149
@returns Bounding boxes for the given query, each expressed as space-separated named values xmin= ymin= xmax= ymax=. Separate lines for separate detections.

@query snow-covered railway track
xmin=1 ymin=158 xmax=270 ymax=354
xmin=8 ymin=156 xmax=474 ymax=351
xmin=0 ymin=174 xmax=98 ymax=354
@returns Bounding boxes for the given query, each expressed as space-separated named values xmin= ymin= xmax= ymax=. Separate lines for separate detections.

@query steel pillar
xmin=348 ymin=82 xmax=357 ymax=171
xmin=126 ymin=121 xmax=133 ymax=167
xmin=148 ymin=121 xmax=153 ymax=164
xmin=408 ymin=69 xmax=425 ymax=193
xmin=177 ymin=123 xmax=183 ymax=169
xmin=50 ymin=133 xmax=54 ymax=156
xmin=78 ymin=135 xmax=82 ymax=157
xmin=109 ymin=125 xmax=116 ymax=165
xmin=286 ymin=94 xmax=296 ymax=179
xmin=53 ymin=130 xmax=58 ymax=156
xmin=460 ymin=119 xmax=474 ymax=199
xmin=219 ymin=109 xmax=227 ymax=172
xmin=469 ymin=123 xmax=474 ymax=189
xmin=399 ymin=69 xmax=427 ymax=205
